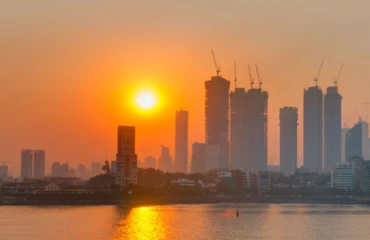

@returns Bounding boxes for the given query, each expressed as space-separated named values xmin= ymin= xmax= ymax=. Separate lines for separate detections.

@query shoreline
xmin=2 ymin=196 xmax=370 ymax=206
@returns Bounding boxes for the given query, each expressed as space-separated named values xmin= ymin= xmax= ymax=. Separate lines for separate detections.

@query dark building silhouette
xmin=244 ymin=88 xmax=268 ymax=170
xmin=21 ymin=149 xmax=33 ymax=179
xmin=191 ymin=142 xmax=206 ymax=173
xmin=304 ymin=86 xmax=323 ymax=172
xmin=230 ymin=87 xmax=247 ymax=169
xmin=279 ymin=107 xmax=298 ymax=174
xmin=175 ymin=108 xmax=188 ymax=173
xmin=345 ymin=120 xmax=367 ymax=160
xmin=158 ymin=146 xmax=173 ymax=172
xmin=205 ymin=76 xmax=230 ymax=170
xmin=144 ymin=156 xmax=156 ymax=169
xmin=324 ymin=86 xmax=342 ymax=172
xmin=33 ymin=150 xmax=45 ymax=179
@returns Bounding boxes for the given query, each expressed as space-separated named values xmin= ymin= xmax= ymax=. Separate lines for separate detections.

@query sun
xmin=135 ymin=90 xmax=157 ymax=110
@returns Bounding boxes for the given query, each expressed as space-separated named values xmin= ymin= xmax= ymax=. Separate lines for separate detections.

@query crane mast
xmin=314 ymin=61 xmax=324 ymax=86
xmin=248 ymin=64 xmax=254 ymax=89
xmin=211 ymin=49 xmax=221 ymax=76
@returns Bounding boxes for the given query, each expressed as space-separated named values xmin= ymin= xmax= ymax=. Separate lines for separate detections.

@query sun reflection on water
xmin=113 ymin=206 xmax=167 ymax=240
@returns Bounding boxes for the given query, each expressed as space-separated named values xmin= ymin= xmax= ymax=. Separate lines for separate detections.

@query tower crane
xmin=248 ymin=64 xmax=254 ymax=89
xmin=255 ymin=64 xmax=262 ymax=88
xmin=2 ymin=161 xmax=10 ymax=166
xmin=211 ymin=49 xmax=221 ymax=76
xmin=234 ymin=61 xmax=237 ymax=89
xmin=333 ymin=64 xmax=344 ymax=86
xmin=314 ymin=61 xmax=324 ymax=86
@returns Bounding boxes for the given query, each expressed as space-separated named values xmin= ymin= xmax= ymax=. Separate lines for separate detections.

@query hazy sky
xmin=2 ymin=0 xmax=370 ymax=176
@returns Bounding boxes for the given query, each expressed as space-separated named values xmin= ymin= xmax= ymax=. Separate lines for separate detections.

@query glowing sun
xmin=135 ymin=90 xmax=158 ymax=110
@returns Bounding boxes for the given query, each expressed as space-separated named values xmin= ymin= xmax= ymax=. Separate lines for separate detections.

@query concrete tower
xmin=175 ymin=108 xmax=188 ymax=173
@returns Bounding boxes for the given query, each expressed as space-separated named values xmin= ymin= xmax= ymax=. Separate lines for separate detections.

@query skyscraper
xmin=205 ymin=75 xmax=230 ymax=170
xmin=324 ymin=86 xmax=342 ymax=172
xmin=345 ymin=119 xmax=370 ymax=160
xmin=279 ymin=107 xmax=298 ymax=174
xmin=158 ymin=146 xmax=173 ymax=172
xmin=33 ymin=150 xmax=45 ymax=179
xmin=341 ymin=127 xmax=350 ymax=162
xmin=304 ymin=86 xmax=323 ymax=172
xmin=230 ymin=87 xmax=247 ymax=170
xmin=175 ymin=108 xmax=188 ymax=173
xmin=21 ymin=149 xmax=33 ymax=179
xmin=244 ymin=87 xmax=268 ymax=171
xmin=116 ymin=126 xmax=138 ymax=186
xmin=144 ymin=156 xmax=156 ymax=169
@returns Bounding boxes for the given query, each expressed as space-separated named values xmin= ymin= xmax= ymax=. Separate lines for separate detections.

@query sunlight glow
xmin=135 ymin=90 xmax=158 ymax=110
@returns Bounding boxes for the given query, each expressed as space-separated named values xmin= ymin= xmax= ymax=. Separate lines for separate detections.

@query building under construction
xmin=230 ymin=65 xmax=268 ymax=171
xmin=205 ymin=75 xmax=230 ymax=170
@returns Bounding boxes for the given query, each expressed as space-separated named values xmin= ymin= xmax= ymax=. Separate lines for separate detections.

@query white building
xmin=171 ymin=178 xmax=195 ymax=187
xmin=116 ymin=126 xmax=138 ymax=186
xmin=331 ymin=162 xmax=354 ymax=190
xmin=257 ymin=171 xmax=270 ymax=194
xmin=242 ymin=170 xmax=253 ymax=189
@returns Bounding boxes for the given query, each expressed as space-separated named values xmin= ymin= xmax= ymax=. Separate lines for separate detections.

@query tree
xmin=102 ymin=161 xmax=111 ymax=174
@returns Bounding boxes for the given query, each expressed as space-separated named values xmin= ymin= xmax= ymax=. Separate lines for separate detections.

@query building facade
xmin=324 ymin=86 xmax=342 ymax=172
xmin=303 ymin=86 xmax=323 ymax=172
xmin=21 ymin=149 xmax=33 ymax=179
xmin=158 ymin=146 xmax=173 ymax=172
xmin=331 ymin=162 xmax=354 ymax=190
xmin=116 ymin=126 xmax=138 ymax=186
xmin=175 ymin=108 xmax=188 ymax=173
xmin=279 ymin=107 xmax=298 ymax=174
xmin=33 ymin=150 xmax=45 ymax=179
xmin=144 ymin=156 xmax=156 ymax=169
xmin=205 ymin=76 xmax=230 ymax=170
xmin=345 ymin=121 xmax=364 ymax=160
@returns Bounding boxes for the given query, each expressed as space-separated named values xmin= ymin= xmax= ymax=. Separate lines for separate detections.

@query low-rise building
xmin=257 ymin=171 xmax=270 ymax=195
xmin=331 ymin=162 xmax=353 ymax=190
xmin=44 ymin=183 xmax=61 ymax=191
xmin=171 ymin=178 xmax=196 ymax=187
xmin=242 ymin=170 xmax=253 ymax=189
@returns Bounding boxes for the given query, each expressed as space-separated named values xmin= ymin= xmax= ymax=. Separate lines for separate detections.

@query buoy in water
xmin=236 ymin=209 xmax=239 ymax=217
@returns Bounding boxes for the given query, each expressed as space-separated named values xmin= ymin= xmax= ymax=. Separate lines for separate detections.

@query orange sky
xmin=1 ymin=1 xmax=370 ymax=176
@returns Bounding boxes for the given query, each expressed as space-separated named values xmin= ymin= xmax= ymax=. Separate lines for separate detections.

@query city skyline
xmin=3 ymin=1 xmax=370 ymax=175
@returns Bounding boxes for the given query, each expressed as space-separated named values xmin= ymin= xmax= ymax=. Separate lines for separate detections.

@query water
xmin=1 ymin=203 xmax=370 ymax=240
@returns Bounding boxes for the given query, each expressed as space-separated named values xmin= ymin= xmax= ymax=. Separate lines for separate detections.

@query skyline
xmin=3 ymin=1 xmax=370 ymax=175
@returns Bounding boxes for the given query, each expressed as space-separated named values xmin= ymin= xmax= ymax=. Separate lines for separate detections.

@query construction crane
xmin=333 ymin=64 xmax=344 ymax=86
xmin=234 ymin=61 xmax=237 ymax=89
xmin=248 ymin=64 xmax=254 ymax=89
xmin=314 ymin=61 xmax=324 ymax=86
xmin=211 ymin=49 xmax=221 ymax=76
xmin=255 ymin=64 xmax=262 ymax=88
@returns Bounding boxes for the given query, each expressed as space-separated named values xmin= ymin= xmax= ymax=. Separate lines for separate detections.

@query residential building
xmin=158 ymin=146 xmax=173 ymax=172
xmin=257 ymin=171 xmax=270 ymax=195
xmin=362 ymin=160 xmax=370 ymax=193
xmin=0 ymin=165 xmax=9 ymax=178
xmin=324 ymin=86 xmax=342 ymax=172
xmin=191 ymin=142 xmax=206 ymax=173
xmin=91 ymin=162 xmax=102 ymax=176
xmin=345 ymin=120 xmax=370 ymax=160
xmin=230 ymin=87 xmax=247 ymax=170
xmin=76 ymin=164 xmax=89 ymax=180
xmin=175 ymin=108 xmax=188 ymax=173
xmin=21 ymin=149 xmax=33 ymax=179
xmin=33 ymin=150 xmax=45 ymax=179
xmin=279 ymin=107 xmax=298 ymax=174
xmin=111 ymin=161 xmax=117 ymax=174
xmin=205 ymin=75 xmax=230 ymax=170
xmin=116 ymin=126 xmax=138 ymax=186
xmin=348 ymin=156 xmax=364 ymax=190
xmin=303 ymin=86 xmax=323 ymax=172
xmin=341 ymin=127 xmax=349 ymax=162
xmin=242 ymin=169 xmax=253 ymax=189
xmin=331 ymin=162 xmax=354 ymax=190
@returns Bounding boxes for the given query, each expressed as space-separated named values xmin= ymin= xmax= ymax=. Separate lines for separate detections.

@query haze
xmin=1 ymin=0 xmax=370 ymax=176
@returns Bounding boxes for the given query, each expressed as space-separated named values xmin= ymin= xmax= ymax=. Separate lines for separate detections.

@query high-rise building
xmin=345 ymin=119 xmax=370 ymax=160
xmin=21 ymin=149 xmax=33 ymax=179
xmin=116 ymin=126 xmax=138 ymax=186
xmin=303 ymin=86 xmax=323 ymax=172
xmin=111 ymin=161 xmax=117 ymax=174
xmin=76 ymin=164 xmax=89 ymax=179
xmin=244 ymin=88 xmax=268 ymax=171
xmin=175 ymin=108 xmax=188 ymax=173
xmin=144 ymin=156 xmax=156 ymax=169
xmin=324 ymin=86 xmax=342 ymax=172
xmin=0 ymin=165 xmax=9 ymax=178
xmin=205 ymin=76 xmax=230 ymax=170
xmin=158 ymin=146 xmax=173 ymax=172
xmin=279 ymin=107 xmax=298 ymax=174
xmin=341 ymin=127 xmax=350 ymax=162
xmin=51 ymin=162 xmax=69 ymax=177
xmin=190 ymin=142 xmax=220 ymax=173
xmin=33 ymin=150 xmax=45 ymax=179
xmin=230 ymin=87 xmax=247 ymax=170
xmin=91 ymin=162 xmax=102 ymax=176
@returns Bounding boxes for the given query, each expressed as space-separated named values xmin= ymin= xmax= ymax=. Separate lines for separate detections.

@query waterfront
xmin=1 ymin=203 xmax=370 ymax=240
